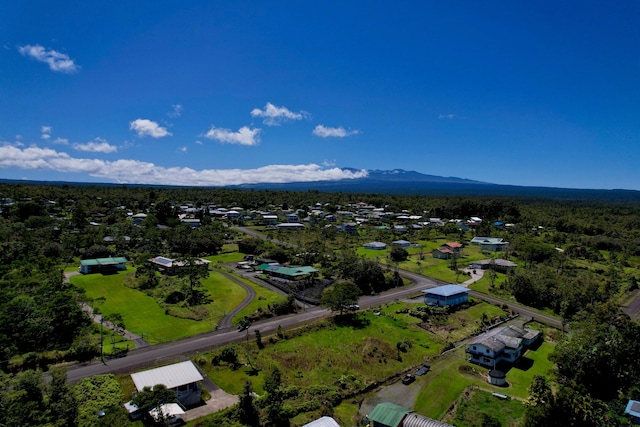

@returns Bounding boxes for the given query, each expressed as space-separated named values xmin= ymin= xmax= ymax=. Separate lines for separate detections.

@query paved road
xmin=65 ymin=228 xmax=563 ymax=382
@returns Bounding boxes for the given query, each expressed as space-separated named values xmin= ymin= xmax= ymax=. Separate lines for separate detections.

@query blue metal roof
xmin=423 ymin=284 xmax=469 ymax=297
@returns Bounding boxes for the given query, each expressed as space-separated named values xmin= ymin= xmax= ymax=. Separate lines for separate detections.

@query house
xmin=131 ymin=213 xmax=147 ymax=226
xmin=341 ymin=222 xmax=358 ymax=233
xmin=367 ymin=402 xmax=452 ymax=427
xmin=262 ymin=214 xmax=279 ymax=225
xmin=256 ymin=264 xmax=318 ymax=280
xmin=130 ymin=360 xmax=204 ymax=407
xmin=470 ymin=237 xmax=509 ymax=252
xmin=392 ymin=240 xmax=411 ymax=248
xmin=147 ymin=256 xmax=210 ymax=275
xmin=364 ymin=241 xmax=387 ymax=250
xmin=625 ymin=400 xmax=640 ymax=424
xmin=443 ymin=242 xmax=463 ymax=253
xmin=466 ymin=325 xmax=541 ymax=368
xmin=79 ymin=257 xmax=128 ymax=274
xmin=302 ymin=416 xmax=341 ymax=427
xmin=180 ymin=218 xmax=201 ymax=228
xmin=470 ymin=259 xmax=517 ymax=273
xmin=422 ymin=285 xmax=469 ymax=307
xmin=286 ymin=213 xmax=299 ymax=223
xmin=432 ymin=247 xmax=455 ymax=260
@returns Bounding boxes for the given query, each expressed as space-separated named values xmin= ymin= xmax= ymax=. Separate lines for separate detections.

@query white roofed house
xmin=130 ymin=360 xmax=204 ymax=407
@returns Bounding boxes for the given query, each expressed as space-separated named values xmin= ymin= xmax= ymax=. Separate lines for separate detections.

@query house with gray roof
xmin=130 ymin=360 xmax=204 ymax=407
xmin=466 ymin=325 xmax=541 ymax=369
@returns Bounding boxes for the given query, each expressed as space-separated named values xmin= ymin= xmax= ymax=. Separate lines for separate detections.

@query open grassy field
xmin=72 ymin=268 xmax=282 ymax=343
xmin=195 ymin=300 xmax=533 ymax=425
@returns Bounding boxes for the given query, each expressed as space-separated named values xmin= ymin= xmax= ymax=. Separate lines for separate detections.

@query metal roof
xmin=368 ymin=402 xmax=411 ymax=427
xmin=402 ymin=413 xmax=454 ymax=427
xmin=302 ymin=416 xmax=341 ymax=427
xmin=131 ymin=361 xmax=204 ymax=391
xmin=423 ymin=284 xmax=469 ymax=297
xmin=80 ymin=257 xmax=128 ymax=266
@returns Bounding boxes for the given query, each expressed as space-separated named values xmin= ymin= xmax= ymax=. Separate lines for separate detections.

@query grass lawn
xmin=413 ymin=338 xmax=555 ymax=419
xmin=73 ymin=269 xmax=248 ymax=343
xmin=448 ymin=388 xmax=527 ymax=427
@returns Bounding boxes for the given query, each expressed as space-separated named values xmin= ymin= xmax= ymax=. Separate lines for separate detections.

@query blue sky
xmin=1 ymin=2 xmax=639 ymax=190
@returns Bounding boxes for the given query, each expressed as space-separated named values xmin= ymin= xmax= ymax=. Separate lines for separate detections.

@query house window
xmin=472 ymin=346 xmax=476 ymax=350
xmin=486 ymin=349 xmax=490 ymax=353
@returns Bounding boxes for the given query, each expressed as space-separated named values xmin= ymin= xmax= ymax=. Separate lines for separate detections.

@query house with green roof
xmin=256 ymin=264 xmax=319 ymax=280
xmin=79 ymin=257 xmax=128 ymax=274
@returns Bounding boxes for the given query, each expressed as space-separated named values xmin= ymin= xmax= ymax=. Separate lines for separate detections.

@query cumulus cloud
xmin=179 ymin=146 xmax=187 ymax=152
xmin=313 ymin=125 xmax=360 ymax=138
xmin=204 ymin=125 xmax=260 ymax=146
xmin=129 ymin=119 xmax=172 ymax=138
xmin=41 ymin=125 xmax=52 ymax=140
xmin=0 ymin=143 xmax=368 ymax=186
xmin=72 ymin=138 xmax=117 ymax=153
xmin=18 ymin=44 xmax=79 ymax=73
xmin=250 ymin=102 xmax=308 ymax=126
xmin=53 ymin=137 xmax=69 ymax=145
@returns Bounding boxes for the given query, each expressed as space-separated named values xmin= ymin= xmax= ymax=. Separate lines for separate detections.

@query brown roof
xmin=445 ymin=242 xmax=463 ymax=248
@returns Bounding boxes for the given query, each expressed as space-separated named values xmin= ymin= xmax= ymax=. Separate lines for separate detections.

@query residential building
xmin=130 ymin=360 xmax=204 ymax=407
xmin=422 ymin=285 xmax=469 ymax=307
xmin=466 ymin=325 xmax=541 ymax=368
xmin=79 ymin=257 xmax=128 ymax=274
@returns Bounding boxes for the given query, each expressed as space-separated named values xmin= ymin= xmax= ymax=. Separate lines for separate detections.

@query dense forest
xmin=1 ymin=182 xmax=640 ymax=426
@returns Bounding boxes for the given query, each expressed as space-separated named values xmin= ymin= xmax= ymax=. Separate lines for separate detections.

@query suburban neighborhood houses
xmin=3 ymin=183 xmax=640 ymax=427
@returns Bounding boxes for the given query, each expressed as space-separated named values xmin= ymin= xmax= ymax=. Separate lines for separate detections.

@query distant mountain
xmin=1 ymin=169 xmax=640 ymax=201
xmin=236 ymin=168 xmax=640 ymax=201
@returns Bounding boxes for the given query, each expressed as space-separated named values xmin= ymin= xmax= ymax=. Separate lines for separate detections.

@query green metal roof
xmin=80 ymin=257 xmax=128 ymax=266
xmin=369 ymin=402 xmax=411 ymax=427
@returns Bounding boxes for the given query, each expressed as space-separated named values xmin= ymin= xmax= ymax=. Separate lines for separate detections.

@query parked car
xmin=401 ymin=374 xmax=415 ymax=385
xmin=415 ymin=364 xmax=430 ymax=376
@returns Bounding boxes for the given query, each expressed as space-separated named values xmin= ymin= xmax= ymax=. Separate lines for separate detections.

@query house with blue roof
xmin=625 ymin=400 xmax=640 ymax=424
xmin=422 ymin=285 xmax=469 ymax=307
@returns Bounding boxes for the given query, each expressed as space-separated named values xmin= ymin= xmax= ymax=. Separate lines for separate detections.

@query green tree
xmin=321 ymin=281 xmax=360 ymax=315
xmin=389 ymin=246 xmax=408 ymax=262
xmin=237 ymin=380 xmax=259 ymax=427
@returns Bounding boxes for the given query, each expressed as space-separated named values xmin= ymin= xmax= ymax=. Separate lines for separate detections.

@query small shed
xmin=422 ymin=285 xmax=469 ymax=307
xmin=488 ymin=369 xmax=507 ymax=386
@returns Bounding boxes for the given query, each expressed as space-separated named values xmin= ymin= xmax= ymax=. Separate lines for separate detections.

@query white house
xmin=466 ymin=325 xmax=540 ymax=368
xmin=131 ymin=361 xmax=204 ymax=407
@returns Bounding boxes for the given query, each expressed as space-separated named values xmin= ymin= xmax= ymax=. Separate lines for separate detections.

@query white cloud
xmin=53 ymin=137 xmax=69 ymax=145
xmin=204 ymin=125 xmax=260 ymax=146
xmin=438 ymin=113 xmax=456 ymax=119
xmin=129 ymin=119 xmax=172 ymax=138
xmin=0 ymin=143 xmax=368 ymax=186
xmin=168 ymin=104 xmax=183 ymax=118
xmin=72 ymin=138 xmax=117 ymax=153
xmin=41 ymin=125 xmax=52 ymax=140
xmin=250 ymin=102 xmax=308 ymax=126
xmin=313 ymin=125 xmax=360 ymax=138
xmin=18 ymin=44 xmax=79 ymax=73
xmin=195 ymin=140 xmax=203 ymax=145
xmin=179 ymin=146 xmax=187 ymax=152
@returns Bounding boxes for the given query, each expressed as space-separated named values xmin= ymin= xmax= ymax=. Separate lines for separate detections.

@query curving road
xmin=65 ymin=228 xmax=563 ymax=383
